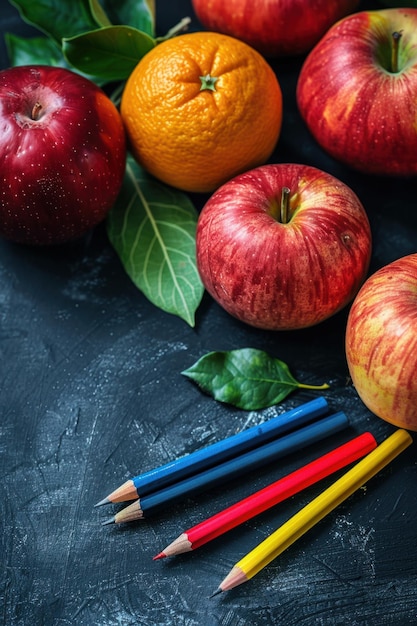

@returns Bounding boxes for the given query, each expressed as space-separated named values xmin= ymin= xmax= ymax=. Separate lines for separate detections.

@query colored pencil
xmin=212 ymin=428 xmax=412 ymax=596
xmin=153 ymin=431 xmax=377 ymax=559
xmin=95 ymin=396 xmax=329 ymax=506
xmin=102 ymin=411 xmax=349 ymax=525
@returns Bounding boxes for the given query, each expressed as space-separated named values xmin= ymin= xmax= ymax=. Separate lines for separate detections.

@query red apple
xmin=196 ymin=163 xmax=372 ymax=330
xmin=0 ymin=65 xmax=126 ymax=245
xmin=346 ymin=253 xmax=417 ymax=432
xmin=191 ymin=0 xmax=359 ymax=57
xmin=296 ymin=8 xmax=417 ymax=176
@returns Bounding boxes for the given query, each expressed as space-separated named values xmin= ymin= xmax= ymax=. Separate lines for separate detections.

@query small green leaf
xmin=182 ymin=348 xmax=330 ymax=410
xmin=107 ymin=157 xmax=204 ymax=327
xmin=100 ymin=0 xmax=155 ymax=36
xmin=9 ymin=0 xmax=100 ymax=43
xmin=63 ymin=25 xmax=155 ymax=81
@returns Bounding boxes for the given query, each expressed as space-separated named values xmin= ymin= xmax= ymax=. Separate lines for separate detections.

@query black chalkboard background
xmin=1 ymin=2 xmax=416 ymax=625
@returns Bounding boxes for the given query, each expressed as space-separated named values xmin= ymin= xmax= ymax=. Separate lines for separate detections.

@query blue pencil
xmin=95 ymin=396 xmax=329 ymax=506
xmin=102 ymin=410 xmax=348 ymax=524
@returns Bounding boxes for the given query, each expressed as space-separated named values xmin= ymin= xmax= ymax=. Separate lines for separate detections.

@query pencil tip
xmin=101 ymin=517 xmax=115 ymax=526
xmin=94 ymin=497 xmax=110 ymax=508
xmin=209 ymin=588 xmax=222 ymax=598
xmin=152 ymin=552 xmax=166 ymax=561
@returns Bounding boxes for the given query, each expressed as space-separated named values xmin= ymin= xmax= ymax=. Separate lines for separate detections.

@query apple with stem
xmin=191 ymin=0 xmax=359 ymax=57
xmin=296 ymin=8 xmax=417 ymax=176
xmin=346 ymin=253 xmax=417 ymax=432
xmin=0 ymin=65 xmax=126 ymax=245
xmin=196 ymin=163 xmax=372 ymax=331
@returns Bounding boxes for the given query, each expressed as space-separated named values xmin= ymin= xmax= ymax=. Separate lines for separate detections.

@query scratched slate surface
xmin=1 ymin=1 xmax=416 ymax=625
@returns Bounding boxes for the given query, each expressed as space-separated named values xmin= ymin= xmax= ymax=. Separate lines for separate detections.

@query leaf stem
xmin=297 ymin=382 xmax=330 ymax=391
xmin=156 ymin=17 xmax=191 ymax=43
xmin=391 ymin=30 xmax=403 ymax=73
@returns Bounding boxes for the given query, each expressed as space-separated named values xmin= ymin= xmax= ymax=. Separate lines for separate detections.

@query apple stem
xmin=280 ymin=187 xmax=291 ymax=224
xmin=31 ymin=102 xmax=43 ymax=121
xmin=391 ymin=30 xmax=403 ymax=73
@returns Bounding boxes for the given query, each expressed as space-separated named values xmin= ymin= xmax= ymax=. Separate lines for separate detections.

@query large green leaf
xmin=9 ymin=0 xmax=100 ymax=43
xmin=5 ymin=33 xmax=68 ymax=67
xmin=182 ymin=348 xmax=330 ymax=410
xmin=107 ymin=158 xmax=204 ymax=327
xmin=63 ymin=25 xmax=154 ymax=81
xmin=100 ymin=0 xmax=155 ymax=36
xmin=4 ymin=33 xmax=107 ymax=85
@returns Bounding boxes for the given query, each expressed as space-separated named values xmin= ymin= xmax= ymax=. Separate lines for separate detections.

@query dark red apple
xmin=296 ymin=8 xmax=417 ymax=176
xmin=196 ymin=163 xmax=372 ymax=331
xmin=0 ymin=65 xmax=126 ymax=245
xmin=191 ymin=0 xmax=360 ymax=57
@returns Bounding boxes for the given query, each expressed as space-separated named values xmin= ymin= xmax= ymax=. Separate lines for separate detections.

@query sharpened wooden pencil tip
xmin=152 ymin=552 xmax=166 ymax=561
xmin=209 ymin=588 xmax=223 ymax=598
xmin=101 ymin=517 xmax=115 ymax=526
xmin=94 ymin=497 xmax=110 ymax=507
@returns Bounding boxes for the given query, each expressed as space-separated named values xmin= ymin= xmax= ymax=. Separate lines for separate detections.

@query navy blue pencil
xmin=102 ymin=411 xmax=348 ymax=524
xmin=95 ymin=396 xmax=329 ymax=506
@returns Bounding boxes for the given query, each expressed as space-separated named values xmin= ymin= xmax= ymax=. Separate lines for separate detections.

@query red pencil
xmin=153 ymin=432 xmax=376 ymax=559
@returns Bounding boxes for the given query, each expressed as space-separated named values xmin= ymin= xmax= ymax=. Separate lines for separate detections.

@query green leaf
xmin=4 ymin=33 xmax=109 ymax=86
xmin=107 ymin=157 xmax=204 ymax=327
xmin=88 ymin=0 xmax=112 ymax=27
xmin=9 ymin=0 xmax=100 ymax=43
xmin=182 ymin=348 xmax=330 ymax=410
xmin=63 ymin=25 xmax=155 ymax=81
xmin=5 ymin=33 xmax=67 ymax=67
xmin=100 ymin=0 xmax=155 ymax=37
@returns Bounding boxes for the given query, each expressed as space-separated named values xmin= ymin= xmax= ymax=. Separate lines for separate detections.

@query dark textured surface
xmin=1 ymin=2 xmax=416 ymax=625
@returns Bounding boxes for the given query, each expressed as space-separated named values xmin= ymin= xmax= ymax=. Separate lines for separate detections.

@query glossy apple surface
xmin=297 ymin=8 xmax=417 ymax=176
xmin=346 ymin=254 xmax=417 ymax=431
xmin=0 ymin=65 xmax=126 ymax=245
xmin=191 ymin=0 xmax=359 ymax=57
xmin=196 ymin=163 xmax=372 ymax=330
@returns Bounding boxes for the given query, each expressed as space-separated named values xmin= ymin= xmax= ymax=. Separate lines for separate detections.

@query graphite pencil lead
xmin=152 ymin=552 xmax=166 ymax=561
xmin=94 ymin=497 xmax=110 ymax=507
xmin=101 ymin=516 xmax=116 ymax=526
xmin=209 ymin=588 xmax=223 ymax=598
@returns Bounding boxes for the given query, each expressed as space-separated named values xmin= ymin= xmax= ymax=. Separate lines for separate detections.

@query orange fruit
xmin=120 ymin=31 xmax=283 ymax=193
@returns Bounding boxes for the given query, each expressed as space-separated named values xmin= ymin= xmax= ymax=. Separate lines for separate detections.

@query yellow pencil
xmin=212 ymin=429 xmax=412 ymax=595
